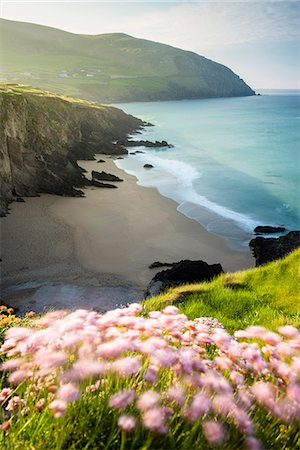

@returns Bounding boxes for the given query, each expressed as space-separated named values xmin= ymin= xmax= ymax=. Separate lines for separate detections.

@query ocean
xmin=115 ymin=91 xmax=300 ymax=251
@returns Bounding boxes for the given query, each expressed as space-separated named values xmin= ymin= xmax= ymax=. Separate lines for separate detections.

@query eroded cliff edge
xmin=0 ymin=83 xmax=143 ymax=216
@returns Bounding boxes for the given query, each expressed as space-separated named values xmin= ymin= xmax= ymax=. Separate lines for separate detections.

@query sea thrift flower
xmin=203 ymin=420 xmax=226 ymax=445
xmin=183 ymin=393 xmax=210 ymax=421
xmin=57 ymin=383 xmax=80 ymax=403
xmin=144 ymin=365 xmax=159 ymax=383
xmin=35 ymin=398 xmax=46 ymax=412
xmin=166 ymin=385 xmax=186 ymax=406
xmin=245 ymin=437 xmax=262 ymax=450
xmin=142 ymin=408 xmax=167 ymax=434
xmin=111 ymin=357 xmax=141 ymax=376
xmin=1 ymin=421 xmax=11 ymax=432
xmin=109 ymin=390 xmax=135 ymax=409
xmin=137 ymin=391 xmax=160 ymax=411
xmin=6 ymin=396 xmax=23 ymax=412
xmin=278 ymin=326 xmax=298 ymax=339
xmin=118 ymin=415 xmax=136 ymax=432
xmin=0 ymin=388 xmax=12 ymax=403
xmin=49 ymin=399 xmax=67 ymax=418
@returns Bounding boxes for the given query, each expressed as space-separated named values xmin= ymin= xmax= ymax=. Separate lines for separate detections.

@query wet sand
xmin=0 ymin=155 xmax=254 ymax=313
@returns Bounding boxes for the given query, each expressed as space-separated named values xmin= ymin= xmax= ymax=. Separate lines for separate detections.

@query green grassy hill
xmin=0 ymin=19 xmax=255 ymax=103
xmin=144 ymin=249 xmax=300 ymax=332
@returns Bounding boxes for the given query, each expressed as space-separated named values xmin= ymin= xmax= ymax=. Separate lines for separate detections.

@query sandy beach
xmin=0 ymin=155 xmax=254 ymax=313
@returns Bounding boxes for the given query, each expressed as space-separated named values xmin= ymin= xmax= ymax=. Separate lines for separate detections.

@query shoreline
xmin=0 ymin=155 xmax=254 ymax=313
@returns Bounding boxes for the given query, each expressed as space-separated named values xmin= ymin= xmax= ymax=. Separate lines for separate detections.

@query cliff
xmin=0 ymin=83 xmax=143 ymax=216
xmin=1 ymin=19 xmax=255 ymax=103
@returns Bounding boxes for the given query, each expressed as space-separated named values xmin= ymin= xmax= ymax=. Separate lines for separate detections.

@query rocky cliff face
xmin=0 ymin=84 xmax=143 ymax=216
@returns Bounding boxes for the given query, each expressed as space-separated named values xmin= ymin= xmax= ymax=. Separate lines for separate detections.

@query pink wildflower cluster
xmin=0 ymin=304 xmax=299 ymax=447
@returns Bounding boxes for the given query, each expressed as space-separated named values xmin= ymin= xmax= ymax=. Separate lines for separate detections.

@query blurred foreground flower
xmin=0 ymin=304 xmax=299 ymax=447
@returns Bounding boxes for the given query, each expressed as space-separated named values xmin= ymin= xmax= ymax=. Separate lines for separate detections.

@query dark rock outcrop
xmin=91 ymin=171 xmax=123 ymax=182
xmin=118 ymin=139 xmax=173 ymax=148
xmin=97 ymin=159 xmax=106 ymax=163
xmin=90 ymin=180 xmax=117 ymax=189
xmin=249 ymin=231 xmax=300 ymax=266
xmin=0 ymin=84 xmax=143 ymax=216
xmin=254 ymin=226 xmax=286 ymax=235
xmin=146 ymin=260 xmax=224 ymax=297
xmin=144 ymin=164 xmax=154 ymax=169
xmin=149 ymin=261 xmax=175 ymax=269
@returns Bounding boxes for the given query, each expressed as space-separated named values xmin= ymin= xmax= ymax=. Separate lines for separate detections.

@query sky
xmin=1 ymin=0 xmax=299 ymax=89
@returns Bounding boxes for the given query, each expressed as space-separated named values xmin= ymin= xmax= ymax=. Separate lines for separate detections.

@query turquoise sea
xmin=116 ymin=91 xmax=300 ymax=250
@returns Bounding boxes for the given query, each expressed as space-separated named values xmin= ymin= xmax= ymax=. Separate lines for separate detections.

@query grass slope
xmin=0 ymin=18 xmax=255 ymax=102
xmin=144 ymin=249 xmax=300 ymax=332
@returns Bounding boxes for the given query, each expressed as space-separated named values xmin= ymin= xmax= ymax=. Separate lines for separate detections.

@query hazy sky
xmin=1 ymin=0 xmax=299 ymax=89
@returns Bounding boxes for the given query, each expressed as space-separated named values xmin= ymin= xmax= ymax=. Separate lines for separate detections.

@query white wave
xmin=179 ymin=191 xmax=259 ymax=232
xmin=116 ymin=153 xmax=259 ymax=235
xmin=134 ymin=153 xmax=200 ymax=187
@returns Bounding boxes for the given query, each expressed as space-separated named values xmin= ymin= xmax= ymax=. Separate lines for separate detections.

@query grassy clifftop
xmin=144 ymin=248 xmax=300 ymax=332
xmin=1 ymin=19 xmax=255 ymax=102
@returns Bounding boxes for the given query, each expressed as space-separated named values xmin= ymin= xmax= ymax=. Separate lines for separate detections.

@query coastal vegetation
xmin=1 ymin=18 xmax=255 ymax=103
xmin=0 ymin=250 xmax=299 ymax=449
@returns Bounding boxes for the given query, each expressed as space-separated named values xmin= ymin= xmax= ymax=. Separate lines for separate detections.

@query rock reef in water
xmin=147 ymin=260 xmax=224 ymax=297
xmin=119 ymin=139 xmax=173 ymax=148
xmin=254 ymin=226 xmax=286 ymax=235
xmin=249 ymin=231 xmax=300 ymax=266
xmin=0 ymin=83 xmax=143 ymax=216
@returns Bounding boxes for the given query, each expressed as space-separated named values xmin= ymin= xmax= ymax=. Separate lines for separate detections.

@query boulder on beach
xmin=254 ymin=225 xmax=286 ymax=235
xmin=91 ymin=171 xmax=123 ymax=182
xmin=144 ymin=164 xmax=154 ymax=169
xmin=149 ymin=261 xmax=175 ymax=269
xmin=249 ymin=230 xmax=300 ymax=266
xmin=90 ymin=180 xmax=117 ymax=189
xmin=146 ymin=259 xmax=224 ymax=297
xmin=97 ymin=159 xmax=106 ymax=163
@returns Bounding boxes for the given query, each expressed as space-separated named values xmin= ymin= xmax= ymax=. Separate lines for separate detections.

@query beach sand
xmin=0 ymin=155 xmax=254 ymax=313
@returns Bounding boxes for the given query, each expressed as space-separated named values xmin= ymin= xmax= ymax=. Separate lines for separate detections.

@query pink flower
xmin=144 ymin=365 xmax=159 ymax=383
xmin=6 ymin=396 xmax=23 ymax=411
xmin=57 ymin=383 xmax=80 ymax=403
xmin=8 ymin=370 xmax=30 ymax=384
xmin=49 ymin=399 xmax=67 ymax=418
xmin=203 ymin=420 xmax=226 ymax=445
xmin=36 ymin=398 xmax=45 ymax=412
xmin=0 ymin=388 xmax=12 ymax=403
xmin=245 ymin=326 xmax=267 ymax=339
xmin=230 ymin=408 xmax=253 ymax=435
xmin=162 ymin=306 xmax=179 ymax=315
xmin=97 ymin=340 xmax=133 ymax=359
xmin=109 ymin=390 xmax=135 ymax=409
xmin=0 ymin=358 xmax=24 ymax=371
xmin=278 ymin=326 xmax=299 ymax=339
xmin=137 ymin=391 xmax=160 ymax=411
xmin=212 ymin=394 xmax=236 ymax=416
xmin=251 ymin=382 xmax=275 ymax=407
xmin=230 ymin=371 xmax=244 ymax=386
xmin=245 ymin=437 xmax=262 ymax=450
xmin=63 ymin=360 xmax=105 ymax=382
xmin=215 ymin=356 xmax=232 ymax=371
xmin=183 ymin=393 xmax=210 ymax=421
xmin=118 ymin=415 xmax=136 ymax=432
xmin=166 ymin=385 xmax=186 ymax=406
xmin=142 ymin=408 xmax=167 ymax=434
xmin=111 ymin=357 xmax=141 ymax=377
